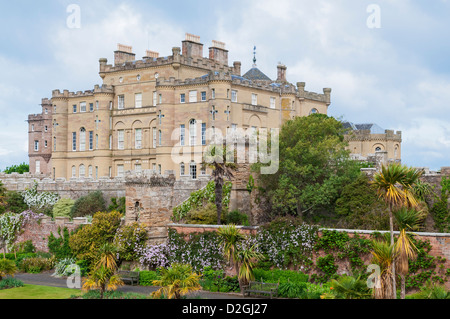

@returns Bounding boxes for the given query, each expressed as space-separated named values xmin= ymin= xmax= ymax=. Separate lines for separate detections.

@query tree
xmin=3 ymin=163 xmax=29 ymax=174
xmin=372 ymin=163 xmax=422 ymax=299
xmin=236 ymin=245 xmax=263 ymax=288
xmin=203 ymin=145 xmax=236 ymax=225
xmin=52 ymin=198 xmax=75 ymax=218
xmin=393 ymin=207 xmax=425 ymax=299
xmin=70 ymin=191 xmax=107 ymax=218
xmin=370 ymin=239 xmax=396 ymax=299
xmin=82 ymin=265 xmax=123 ymax=299
xmin=255 ymin=114 xmax=360 ymax=220
xmin=151 ymin=263 xmax=202 ymax=299
xmin=0 ymin=259 xmax=17 ymax=280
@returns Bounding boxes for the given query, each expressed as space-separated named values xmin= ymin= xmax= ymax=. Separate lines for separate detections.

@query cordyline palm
xmin=394 ymin=207 xmax=426 ymax=299
xmin=372 ymin=163 xmax=422 ymax=298
xmin=203 ymin=144 xmax=236 ymax=225
xmin=95 ymin=243 xmax=118 ymax=271
xmin=236 ymin=245 xmax=263 ymax=288
xmin=218 ymin=225 xmax=245 ymax=272
xmin=371 ymin=239 xmax=397 ymax=299
xmin=151 ymin=263 xmax=201 ymax=299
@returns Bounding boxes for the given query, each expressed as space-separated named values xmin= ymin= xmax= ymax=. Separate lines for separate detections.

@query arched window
xmin=79 ymin=164 xmax=85 ymax=177
xmin=375 ymin=147 xmax=382 ymax=152
xmin=88 ymin=165 xmax=93 ymax=178
xmin=189 ymin=119 xmax=197 ymax=146
xmin=71 ymin=166 xmax=76 ymax=178
xmin=80 ymin=128 xmax=86 ymax=151
xmin=310 ymin=108 xmax=318 ymax=115
xmin=159 ymin=130 xmax=162 ymax=145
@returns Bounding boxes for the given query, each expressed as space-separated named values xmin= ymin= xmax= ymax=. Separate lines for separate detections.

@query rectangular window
xmin=72 ymin=132 xmax=76 ymax=151
xmin=118 ymin=130 xmax=124 ymax=150
xmin=95 ymin=134 xmax=98 ymax=149
xmin=270 ymin=97 xmax=276 ymax=109
xmin=80 ymin=102 xmax=86 ymax=112
xmin=180 ymin=124 xmax=185 ymax=146
xmin=80 ymin=130 xmax=86 ymax=151
xmin=31 ymin=124 xmax=34 ymax=132
xmin=135 ymin=164 xmax=142 ymax=173
xmin=35 ymin=160 xmax=40 ymax=174
xmin=88 ymin=166 xmax=93 ymax=178
xmin=190 ymin=163 xmax=197 ymax=180
xmin=109 ymin=135 xmax=112 ymax=150
xmin=212 ymin=89 xmax=215 ymax=100
xmin=180 ymin=163 xmax=185 ymax=176
xmin=152 ymin=163 xmax=156 ymax=171
xmin=117 ymin=165 xmax=124 ymax=177
xmin=44 ymin=125 xmax=48 ymax=132
xmin=158 ymin=164 xmax=162 ymax=175
xmin=180 ymin=93 xmax=186 ymax=104
xmin=73 ymin=105 xmax=77 ymax=113
xmin=231 ymin=90 xmax=237 ymax=102
xmin=95 ymin=166 xmax=98 ymax=179
xmin=153 ymin=91 xmax=157 ymax=106
xmin=96 ymin=101 xmax=99 ymax=110
xmin=72 ymin=166 xmax=77 ymax=178
xmin=118 ymin=95 xmax=125 ymax=109
xmin=159 ymin=94 xmax=162 ymax=104
xmin=252 ymin=93 xmax=257 ymax=106
xmin=152 ymin=128 xmax=157 ymax=148
xmin=44 ymin=140 xmax=48 ymax=148
xmin=202 ymin=123 xmax=206 ymax=145
xmin=135 ymin=128 xmax=142 ymax=149
xmin=189 ymin=90 xmax=197 ymax=103
xmin=159 ymin=130 xmax=162 ymax=146
xmin=89 ymin=103 xmax=94 ymax=112
xmin=201 ymin=91 xmax=206 ymax=101
xmin=89 ymin=131 xmax=94 ymax=150
xmin=135 ymin=93 xmax=142 ymax=108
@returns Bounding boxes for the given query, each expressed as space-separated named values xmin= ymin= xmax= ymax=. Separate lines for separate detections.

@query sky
xmin=0 ymin=0 xmax=449 ymax=171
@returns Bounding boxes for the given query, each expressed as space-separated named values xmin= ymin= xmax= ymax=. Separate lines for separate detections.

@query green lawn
xmin=0 ymin=284 xmax=82 ymax=299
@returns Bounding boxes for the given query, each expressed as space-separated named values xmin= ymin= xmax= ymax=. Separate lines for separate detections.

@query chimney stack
xmin=143 ymin=50 xmax=159 ymax=60
xmin=277 ymin=63 xmax=287 ymax=82
xmin=114 ymin=44 xmax=136 ymax=65
xmin=233 ymin=61 xmax=241 ymax=76
xmin=182 ymin=33 xmax=203 ymax=59
xmin=209 ymin=40 xmax=228 ymax=65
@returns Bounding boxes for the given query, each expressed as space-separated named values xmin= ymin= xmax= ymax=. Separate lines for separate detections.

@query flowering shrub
xmin=137 ymin=229 xmax=224 ymax=272
xmin=252 ymin=218 xmax=318 ymax=270
xmin=114 ymin=223 xmax=148 ymax=262
xmin=21 ymin=181 xmax=59 ymax=215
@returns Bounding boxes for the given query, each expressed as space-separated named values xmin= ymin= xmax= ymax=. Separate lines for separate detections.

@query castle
xmin=27 ymin=33 xmax=400 ymax=179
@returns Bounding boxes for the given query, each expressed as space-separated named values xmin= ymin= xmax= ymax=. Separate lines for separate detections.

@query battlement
xmin=346 ymin=129 xmax=402 ymax=142
xmin=51 ymin=84 xmax=114 ymax=99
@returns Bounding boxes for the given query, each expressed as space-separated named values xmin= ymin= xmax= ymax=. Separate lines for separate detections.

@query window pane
xmin=189 ymin=91 xmax=197 ymax=103
xmin=135 ymin=129 xmax=142 ymax=149
xmin=135 ymin=93 xmax=142 ymax=108
xmin=118 ymin=130 xmax=124 ymax=150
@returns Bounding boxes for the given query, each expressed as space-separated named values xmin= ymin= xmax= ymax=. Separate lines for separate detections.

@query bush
xmin=184 ymin=203 xmax=226 ymax=225
xmin=108 ymin=197 xmax=126 ymax=215
xmin=0 ymin=277 xmax=24 ymax=290
xmin=0 ymin=259 xmax=17 ymax=279
xmin=278 ymin=281 xmax=307 ymax=298
xmin=19 ymin=256 xmax=54 ymax=273
xmin=69 ymin=211 xmax=122 ymax=263
xmin=70 ymin=191 xmax=107 ymax=218
xmin=3 ymin=191 xmax=28 ymax=214
xmin=81 ymin=290 xmax=148 ymax=299
xmin=226 ymin=210 xmax=250 ymax=226
xmin=48 ymin=227 xmax=73 ymax=260
xmin=139 ymin=270 xmax=161 ymax=286
xmin=253 ymin=268 xmax=309 ymax=284
xmin=53 ymin=257 xmax=77 ymax=277
xmin=52 ymin=198 xmax=75 ymax=218
xmin=113 ymin=223 xmax=148 ymax=262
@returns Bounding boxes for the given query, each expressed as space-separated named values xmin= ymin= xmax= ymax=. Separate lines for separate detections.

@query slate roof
xmin=342 ymin=121 xmax=386 ymax=134
xmin=242 ymin=67 xmax=271 ymax=81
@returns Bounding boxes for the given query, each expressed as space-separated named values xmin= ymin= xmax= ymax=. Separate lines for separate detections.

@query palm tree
xmin=82 ymin=265 xmax=124 ymax=299
xmin=217 ymin=225 xmax=245 ymax=272
xmin=393 ymin=207 xmax=425 ymax=299
xmin=95 ymin=243 xmax=118 ymax=271
xmin=372 ymin=163 xmax=422 ymax=298
xmin=203 ymin=145 xmax=236 ymax=225
xmin=151 ymin=263 xmax=202 ymax=299
xmin=370 ymin=239 xmax=397 ymax=299
xmin=236 ymin=245 xmax=263 ymax=288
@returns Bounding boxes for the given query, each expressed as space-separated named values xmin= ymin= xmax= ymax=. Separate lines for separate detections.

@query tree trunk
xmin=401 ymin=275 xmax=406 ymax=299
xmin=389 ymin=204 xmax=397 ymax=299
xmin=297 ymin=201 xmax=303 ymax=222
xmin=216 ymin=178 xmax=223 ymax=225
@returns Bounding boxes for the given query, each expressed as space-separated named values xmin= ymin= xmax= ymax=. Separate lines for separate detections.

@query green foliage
xmin=253 ymin=268 xmax=309 ymax=284
xmin=278 ymin=281 xmax=307 ymax=298
xmin=139 ymin=270 xmax=161 ymax=286
xmin=3 ymin=163 xmax=29 ymax=174
xmin=200 ymin=267 xmax=240 ymax=293
xmin=184 ymin=203 xmax=226 ymax=225
xmin=0 ymin=259 xmax=17 ymax=280
xmin=81 ymin=290 xmax=148 ymax=299
xmin=226 ymin=210 xmax=250 ymax=226
xmin=70 ymin=191 xmax=107 ymax=218
xmin=69 ymin=211 xmax=122 ymax=263
xmin=113 ymin=223 xmax=148 ymax=262
xmin=409 ymin=283 xmax=450 ymax=299
xmin=47 ymin=227 xmax=73 ymax=260
xmin=313 ymin=254 xmax=338 ymax=284
xmin=431 ymin=200 xmax=449 ymax=233
xmin=52 ymin=198 xmax=75 ymax=219
xmin=19 ymin=256 xmax=54 ymax=273
xmin=108 ymin=197 xmax=126 ymax=215
xmin=328 ymin=275 xmax=372 ymax=299
xmin=0 ymin=277 xmax=24 ymax=290
xmin=302 ymin=282 xmax=333 ymax=299
xmin=334 ymin=174 xmax=389 ymax=230
xmin=254 ymin=114 xmax=360 ymax=218
xmin=2 ymin=191 xmax=28 ymax=214
xmin=172 ymin=181 xmax=232 ymax=222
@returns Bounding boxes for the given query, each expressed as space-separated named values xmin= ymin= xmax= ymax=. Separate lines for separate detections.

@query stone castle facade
xmin=27 ymin=33 xmax=399 ymax=179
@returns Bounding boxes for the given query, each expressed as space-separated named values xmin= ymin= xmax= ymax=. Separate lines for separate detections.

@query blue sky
xmin=1 ymin=0 xmax=450 ymax=171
